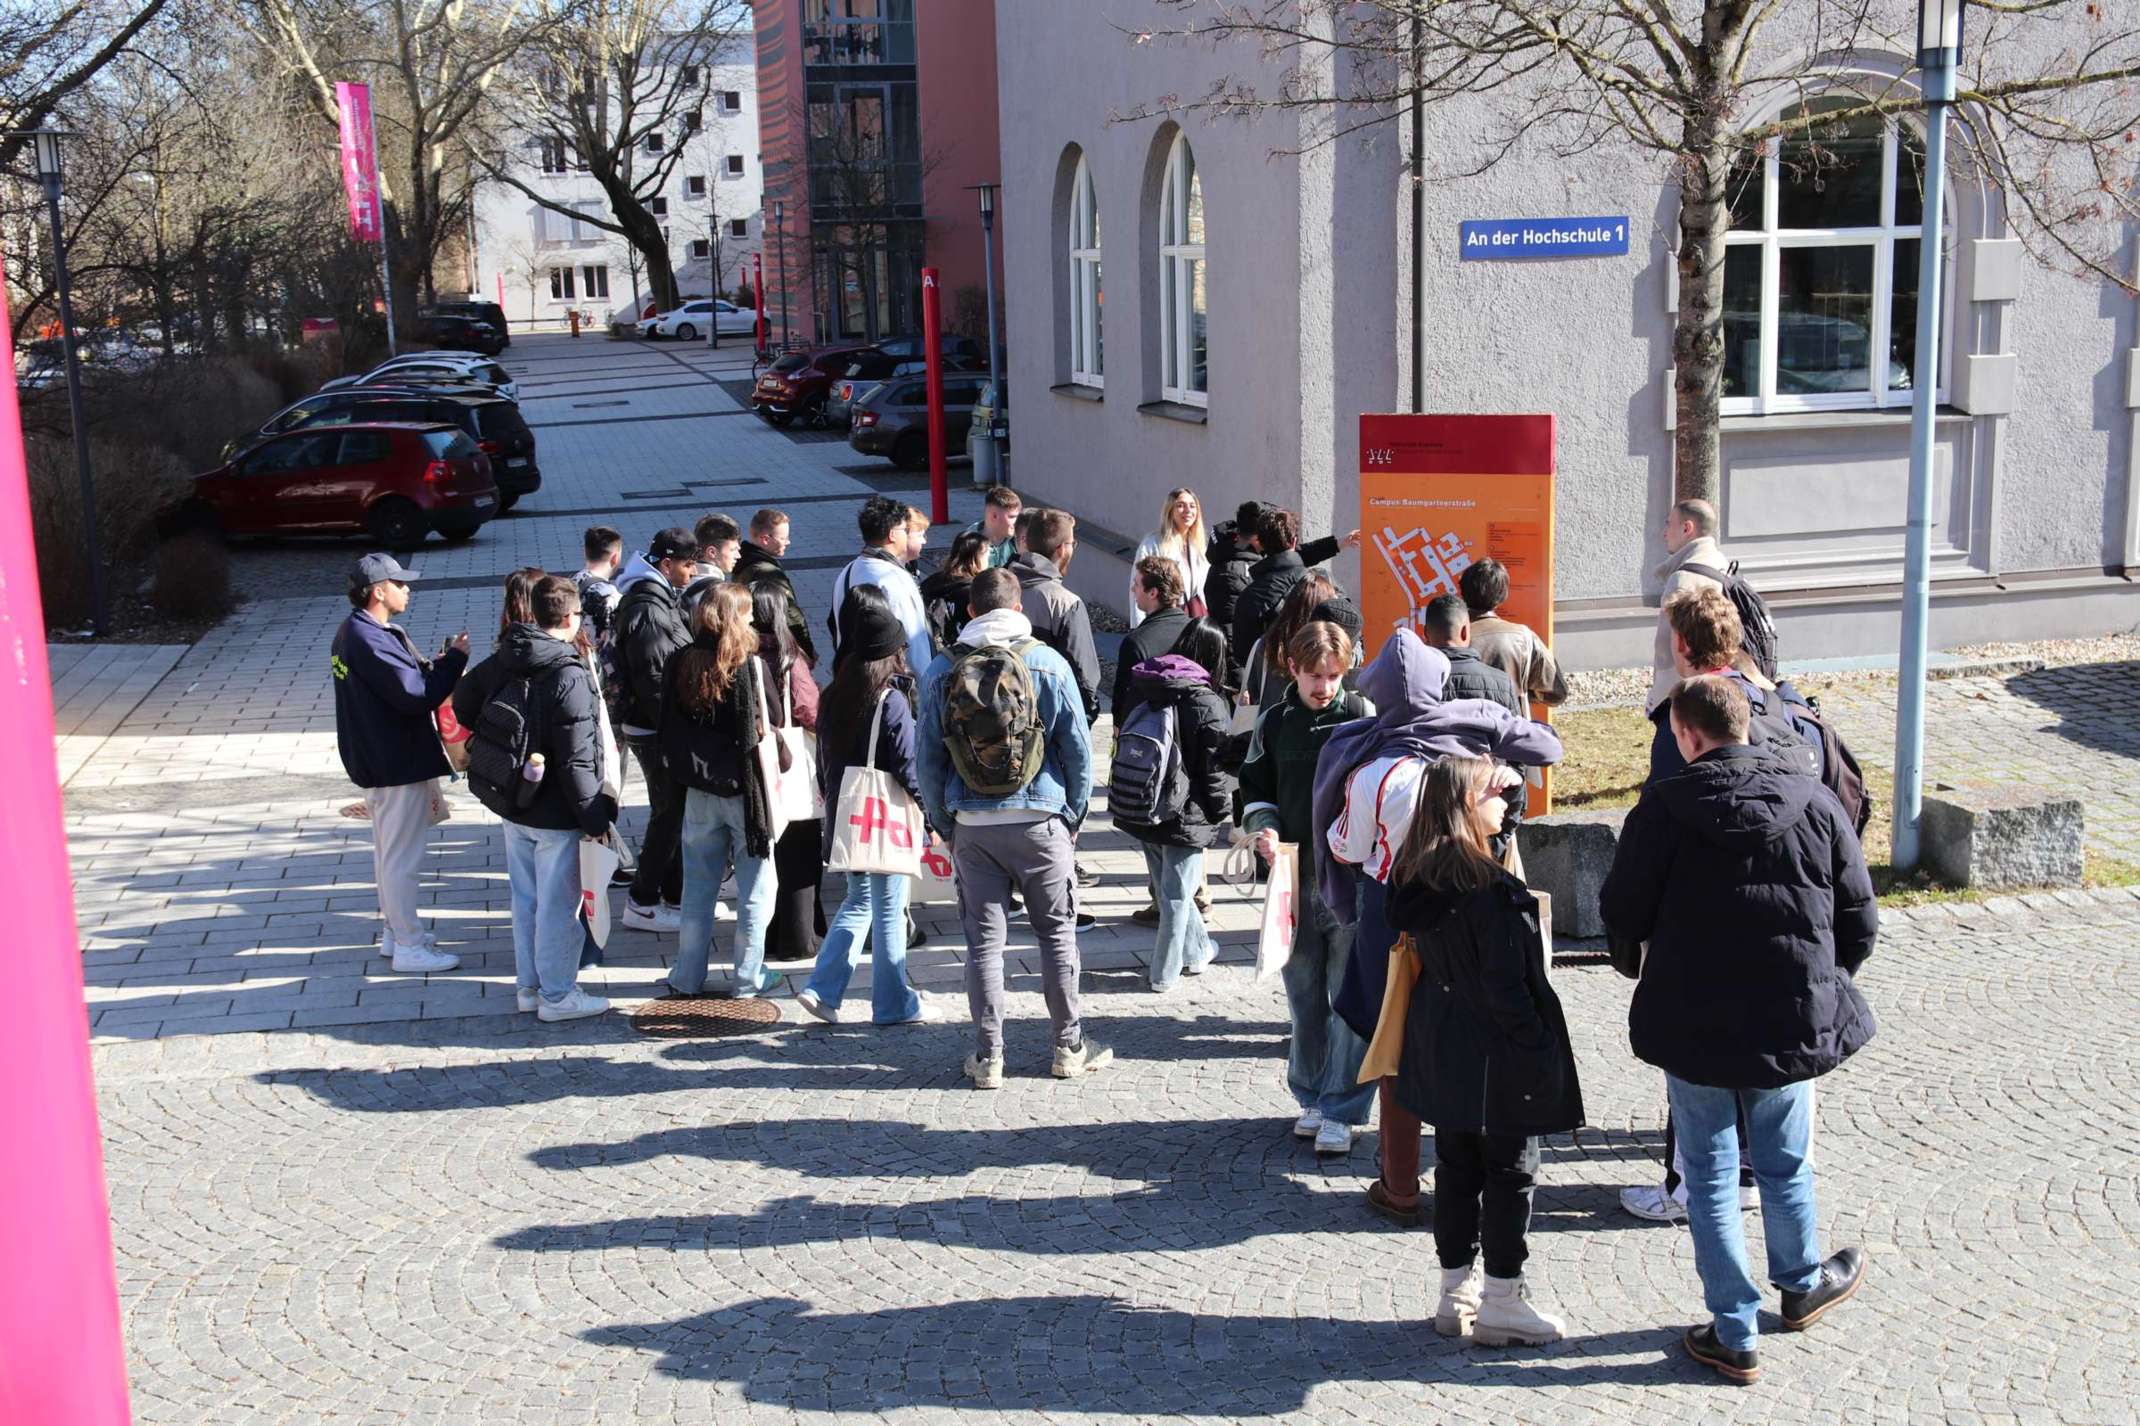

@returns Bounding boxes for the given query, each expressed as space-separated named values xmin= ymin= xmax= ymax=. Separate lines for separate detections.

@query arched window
xmin=1157 ymin=132 xmax=1207 ymax=405
xmin=1721 ymin=95 xmax=1946 ymax=415
xmin=1069 ymin=155 xmax=1103 ymax=387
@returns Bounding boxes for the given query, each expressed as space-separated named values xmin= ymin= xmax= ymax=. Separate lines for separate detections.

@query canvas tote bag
xmin=824 ymin=689 xmax=925 ymax=879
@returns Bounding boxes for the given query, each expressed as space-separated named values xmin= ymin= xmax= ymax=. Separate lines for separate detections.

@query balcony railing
xmin=802 ymin=18 xmax=914 ymax=67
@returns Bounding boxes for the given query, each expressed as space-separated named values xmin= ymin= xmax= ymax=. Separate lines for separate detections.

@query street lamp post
xmin=1892 ymin=0 xmax=1964 ymax=872
xmin=17 ymin=129 xmax=108 ymax=637
xmin=970 ymin=181 xmax=1003 ymax=483
xmin=773 ymin=198 xmax=789 ymax=350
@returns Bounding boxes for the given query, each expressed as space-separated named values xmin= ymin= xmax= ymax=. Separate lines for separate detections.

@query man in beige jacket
xmin=1647 ymin=500 xmax=1726 ymax=713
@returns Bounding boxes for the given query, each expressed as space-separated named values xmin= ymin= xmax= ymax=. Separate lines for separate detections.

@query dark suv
xmin=847 ymin=371 xmax=990 ymax=469
xmin=420 ymin=301 xmax=510 ymax=347
xmin=221 ymin=390 xmax=540 ymax=508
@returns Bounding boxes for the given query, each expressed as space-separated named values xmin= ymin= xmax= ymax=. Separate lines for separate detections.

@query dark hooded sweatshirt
xmin=451 ymin=624 xmax=615 ymax=835
xmin=1600 ymin=742 xmax=1879 ymax=1089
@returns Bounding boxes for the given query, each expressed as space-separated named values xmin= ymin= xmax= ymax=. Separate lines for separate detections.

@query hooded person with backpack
xmin=612 ymin=527 xmax=703 ymax=932
xmin=1111 ymin=618 xmax=1236 ymax=992
xmin=917 ymin=567 xmax=1110 ymax=1088
xmin=452 ymin=575 xmax=618 ymax=1022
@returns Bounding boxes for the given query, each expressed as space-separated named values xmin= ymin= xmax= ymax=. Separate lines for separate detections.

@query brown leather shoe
xmin=1365 ymin=1178 xmax=1420 ymax=1227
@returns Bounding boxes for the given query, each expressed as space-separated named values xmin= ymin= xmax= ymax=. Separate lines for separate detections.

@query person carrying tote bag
xmin=798 ymin=586 xmax=937 ymax=1026
xmin=753 ymin=585 xmax=827 ymax=965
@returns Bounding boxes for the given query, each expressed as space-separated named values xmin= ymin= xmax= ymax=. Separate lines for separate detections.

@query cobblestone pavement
xmin=95 ymin=892 xmax=2140 ymax=1423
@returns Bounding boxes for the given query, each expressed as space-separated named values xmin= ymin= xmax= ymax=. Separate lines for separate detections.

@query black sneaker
xmin=609 ymin=866 xmax=635 ymax=888
xmin=1075 ymin=911 xmax=1098 ymax=930
xmin=1779 ymin=1247 xmax=1866 ymax=1331
xmin=1682 ymin=1324 xmax=1759 ymax=1385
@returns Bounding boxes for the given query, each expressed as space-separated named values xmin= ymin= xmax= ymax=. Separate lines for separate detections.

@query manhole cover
xmin=630 ymin=994 xmax=782 ymax=1038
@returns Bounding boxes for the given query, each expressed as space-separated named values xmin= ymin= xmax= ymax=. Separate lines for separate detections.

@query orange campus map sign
xmin=1358 ymin=412 xmax=1557 ymax=803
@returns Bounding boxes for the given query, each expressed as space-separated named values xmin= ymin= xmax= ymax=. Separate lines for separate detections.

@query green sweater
xmin=1238 ymin=684 xmax=1372 ymax=844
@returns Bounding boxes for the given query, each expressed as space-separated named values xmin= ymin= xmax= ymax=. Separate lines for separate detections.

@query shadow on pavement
xmin=2003 ymin=661 xmax=2140 ymax=761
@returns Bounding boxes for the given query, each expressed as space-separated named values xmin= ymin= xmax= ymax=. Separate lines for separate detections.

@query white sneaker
xmin=621 ymin=901 xmax=680 ymax=934
xmin=796 ymin=987 xmax=842 ymax=1024
xmin=888 ymin=994 xmax=940 ymax=1026
xmin=1051 ymin=1039 xmax=1114 ymax=1078
xmin=1740 ymin=1183 xmax=1760 ymax=1212
xmin=1313 ymin=1120 xmax=1354 ymax=1156
xmin=964 ymin=1053 xmax=1005 ymax=1089
xmin=389 ymin=943 xmax=460 ymax=974
xmin=1474 ymin=1274 xmax=1567 ymax=1346
xmin=536 ymin=988 xmax=611 ymax=1022
xmin=515 ymin=988 xmax=539 ymax=1013
xmin=1620 ymin=1183 xmax=1688 ymax=1223
xmin=1293 ymin=1109 xmax=1324 ymax=1140
xmin=1433 ymin=1265 xmax=1485 ymax=1338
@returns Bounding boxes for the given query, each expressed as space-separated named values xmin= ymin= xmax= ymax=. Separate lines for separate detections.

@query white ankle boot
xmin=1472 ymin=1274 xmax=1566 ymax=1346
xmin=1433 ymin=1265 xmax=1484 ymax=1337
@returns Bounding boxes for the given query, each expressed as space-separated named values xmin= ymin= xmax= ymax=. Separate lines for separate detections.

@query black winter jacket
xmin=1204 ymin=527 xmax=1340 ymax=680
xmin=1009 ymin=552 xmax=1101 ymax=722
xmin=658 ymin=648 xmax=782 ymax=858
xmin=613 ymin=571 xmax=692 ymax=732
xmin=918 ymin=567 xmax=975 ymax=658
xmin=331 ymin=611 xmax=466 ymax=789
xmin=1110 ymin=606 xmax=1189 ymax=719
xmin=1230 ymin=547 xmax=1340 ymax=670
xmin=1442 ymin=646 xmax=1524 ymax=716
xmin=1600 ymin=743 xmax=1879 ymax=1090
xmin=452 ymin=625 xmax=616 ymax=835
xmin=1113 ymin=657 xmax=1235 ymax=849
xmin=734 ymin=541 xmax=818 ymax=668
xmin=1387 ymin=871 xmax=1585 ymax=1136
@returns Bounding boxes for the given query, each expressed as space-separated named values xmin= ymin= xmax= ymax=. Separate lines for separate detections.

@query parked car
xmin=750 ymin=344 xmax=874 ymax=427
xmin=868 ymin=333 xmax=984 ymax=365
xmin=183 ymin=423 xmax=499 ymax=544
xmin=323 ymin=355 xmax=518 ymax=401
xmin=824 ymin=348 xmax=986 ymax=426
xmin=413 ymin=312 xmax=506 ymax=356
xmin=220 ymin=390 xmax=540 ymax=508
xmin=848 ymin=370 xmax=991 ymax=470
xmin=644 ymin=299 xmax=757 ymax=341
xmin=419 ymin=301 xmax=510 ymax=347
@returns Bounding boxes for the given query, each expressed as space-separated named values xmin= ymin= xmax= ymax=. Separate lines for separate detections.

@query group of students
xmin=330 ymin=487 xmax=1878 ymax=1379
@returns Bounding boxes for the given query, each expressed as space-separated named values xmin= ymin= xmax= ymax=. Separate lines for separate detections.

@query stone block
xmin=1516 ymin=809 xmax=1628 ymax=939
xmin=1921 ymin=783 xmax=2084 ymax=891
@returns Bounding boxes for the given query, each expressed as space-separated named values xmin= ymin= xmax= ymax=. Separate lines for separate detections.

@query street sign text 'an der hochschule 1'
xmin=1460 ymin=217 xmax=1629 ymax=260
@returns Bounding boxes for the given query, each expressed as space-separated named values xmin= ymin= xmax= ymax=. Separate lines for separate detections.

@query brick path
xmin=69 ymin=335 xmax=2140 ymax=1420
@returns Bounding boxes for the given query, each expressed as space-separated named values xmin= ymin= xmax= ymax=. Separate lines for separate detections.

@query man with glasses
xmin=612 ymin=527 xmax=701 ymax=933
xmin=331 ymin=553 xmax=470 ymax=973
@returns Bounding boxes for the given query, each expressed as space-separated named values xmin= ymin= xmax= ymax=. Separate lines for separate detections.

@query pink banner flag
xmin=0 ymin=237 xmax=135 ymax=1425
xmin=335 ymin=81 xmax=383 ymax=244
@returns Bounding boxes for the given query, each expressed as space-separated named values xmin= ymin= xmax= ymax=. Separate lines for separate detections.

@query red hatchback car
xmin=750 ymin=345 xmax=871 ymax=427
xmin=188 ymin=423 xmax=500 ymax=545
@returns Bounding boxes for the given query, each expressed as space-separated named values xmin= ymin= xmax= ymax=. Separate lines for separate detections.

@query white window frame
xmin=686 ymin=174 xmax=707 ymax=198
xmin=1068 ymin=154 xmax=1103 ymax=389
xmin=547 ymin=267 xmax=575 ymax=301
xmin=1721 ymin=95 xmax=1948 ymax=417
xmin=689 ymin=238 xmax=711 ymax=259
xmin=719 ymin=90 xmax=743 ymax=114
xmin=724 ymin=154 xmax=745 ymax=178
xmin=581 ymin=264 xmax=610 ymax=300
xmin=649 ymin=195 xmax=669 ymax=216
xmin=1157 ymin=132 xmax=1207 ymax=408
xmin=728 ymin=217 xmax=749 ymax=238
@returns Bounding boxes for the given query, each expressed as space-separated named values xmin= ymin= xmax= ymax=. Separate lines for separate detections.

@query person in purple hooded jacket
xmin=1112 ymin=619 xmax=1237 ymax=991
xmin=1309 ymin=629 xmax=1562 ymax=1218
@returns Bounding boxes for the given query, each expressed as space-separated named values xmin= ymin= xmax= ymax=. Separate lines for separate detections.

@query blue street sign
xmin=1460 ymin=217 xmax=1630 ymax=260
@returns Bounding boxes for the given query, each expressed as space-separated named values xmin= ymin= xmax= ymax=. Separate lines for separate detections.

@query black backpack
xmin=1109 ymin=697 xmax=1185 ymax=827
xmin=1774 ymin=684 xmax=1873 ymax=838
xmin=466 ymin=676 xmax=543 ymax=816
xmin=1684 ymin=560 xmax=1780 ymax=681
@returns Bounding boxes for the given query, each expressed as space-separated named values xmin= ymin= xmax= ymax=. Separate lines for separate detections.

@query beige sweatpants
xmin=367 ymin=779 xmax=438 ymax=948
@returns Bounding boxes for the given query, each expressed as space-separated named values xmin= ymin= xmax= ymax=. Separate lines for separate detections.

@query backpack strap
xmin=1679 ymin=561 xmax=1727 ymax=583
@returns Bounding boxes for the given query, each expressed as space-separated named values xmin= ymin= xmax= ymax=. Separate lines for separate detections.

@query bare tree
xmin=481 ymin=0 xmax=751 ymax=312
xmin=0 ymin=0 xmax=173 ymax=172
xmin=1124 ymin=0 xmax=2140 ymax=503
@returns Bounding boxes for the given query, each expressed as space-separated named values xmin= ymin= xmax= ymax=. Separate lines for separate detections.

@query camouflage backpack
xmin=941 ymin=639 xmax=1046 ymax=796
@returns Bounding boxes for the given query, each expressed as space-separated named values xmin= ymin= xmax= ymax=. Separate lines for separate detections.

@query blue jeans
xmin=502 ymin=823 xmax=585 ymax=1005
xmin=1281 ymin=900 xmax=1376 ymax=1124
xmin=671 ymin=790 xmax=778 ymax=996
xmin=804 ymin=871 xmax=921 ymax=1024
xmin=1667 ymin=1075 xmax=1825 ymax=1350
xmin=1142 ymin=843 xmax=1214 ymax=990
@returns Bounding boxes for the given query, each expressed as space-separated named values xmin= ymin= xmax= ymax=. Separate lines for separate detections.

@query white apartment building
xmin=469 ymin=37 xmax=763 ymax=329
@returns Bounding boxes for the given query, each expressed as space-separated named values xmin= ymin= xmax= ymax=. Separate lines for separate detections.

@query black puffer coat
xmin=1601 ymin=743 xmax=1878 ymax=1089
xmin=1113 ymin=655 xmax=1235 ymax=850
xmin=1387 ymin=871 xmax=1584 ymax=1136
xmin=452 ymin=625 xmax=615 ymax=836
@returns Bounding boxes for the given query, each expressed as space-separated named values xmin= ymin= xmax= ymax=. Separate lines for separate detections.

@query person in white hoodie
xmin=1647 ymin=500 xmax=1727 ymax=713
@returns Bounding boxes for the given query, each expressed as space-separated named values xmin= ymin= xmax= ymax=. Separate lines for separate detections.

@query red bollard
xmin=921 ymin=267 xmax=947 ymax=527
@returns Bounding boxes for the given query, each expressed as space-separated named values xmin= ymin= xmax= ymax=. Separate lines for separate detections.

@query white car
xmin=323 ymin=356 xmax=519 ymax=401
xmin=645 ymin=299 xmax=757 ymax=341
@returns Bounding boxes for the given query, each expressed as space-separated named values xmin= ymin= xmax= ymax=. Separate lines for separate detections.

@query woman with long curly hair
xmin=658 ymin=582 xmax=786 ymax=998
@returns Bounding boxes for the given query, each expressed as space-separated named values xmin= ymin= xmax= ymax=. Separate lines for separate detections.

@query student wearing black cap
xmin=331 ymin=553 xmax=469 ymax=973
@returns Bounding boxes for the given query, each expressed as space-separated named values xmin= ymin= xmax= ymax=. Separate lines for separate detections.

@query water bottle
xmin=516 ymin=753 xmax=545 ymax=808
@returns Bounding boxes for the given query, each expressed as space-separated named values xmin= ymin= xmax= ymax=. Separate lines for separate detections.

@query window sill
xmin=1137 ymin=399 xmax=1208 ymax=426
xmin=1719 ymin=406 xmax=1968 ymax=434
xmin=1051 ymin=382 xmax=1104 ymax=403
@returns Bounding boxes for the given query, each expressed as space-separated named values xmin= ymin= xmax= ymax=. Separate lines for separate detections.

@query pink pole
xmin=0 ymin=244 xmax=133 ymax=1423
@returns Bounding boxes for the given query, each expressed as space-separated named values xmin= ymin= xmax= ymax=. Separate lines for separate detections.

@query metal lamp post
xmin=970 ymin=181 xmax=1004 ymax=484
xmin=19 ymin=129 xmax=108 ymax=636
xmin=1891 ymin=0 xmax=1964 ymax=871
xmin=773 ymin=198 xmax=789 ymax=350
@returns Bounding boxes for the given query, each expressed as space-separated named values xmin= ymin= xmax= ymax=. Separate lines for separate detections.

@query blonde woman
xmin=1128 ymin=487 xmax=1211 ymax=627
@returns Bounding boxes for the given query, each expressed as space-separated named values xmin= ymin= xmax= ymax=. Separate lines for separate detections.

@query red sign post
xmin=753 ymin=254 xmax=766 ymax=353
xmin=920 ymin=266 xmax=948 ymax=526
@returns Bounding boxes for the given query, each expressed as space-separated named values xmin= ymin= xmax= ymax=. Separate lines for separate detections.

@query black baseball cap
xmin=648 ymin=527 xmax=699 ymax=562
xmin=349 ymin=552 xmax=421 ymax=592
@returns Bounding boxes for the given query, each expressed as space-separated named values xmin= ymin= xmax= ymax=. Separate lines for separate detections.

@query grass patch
xmin=1544 ymin=704 xmax=2136 ymax=909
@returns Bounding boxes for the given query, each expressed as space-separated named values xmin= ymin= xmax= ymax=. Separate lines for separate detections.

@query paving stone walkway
xmin=68 ymin=334 xmax=2140 ymax=1421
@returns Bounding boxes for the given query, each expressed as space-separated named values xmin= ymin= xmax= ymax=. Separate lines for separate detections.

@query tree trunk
xmin=1672 ymin=120 xmax=1730 ymax=506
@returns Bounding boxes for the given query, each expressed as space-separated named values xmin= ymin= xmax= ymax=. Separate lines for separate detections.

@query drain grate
xmin=629 ymin=994 xmax=783 ymax=1038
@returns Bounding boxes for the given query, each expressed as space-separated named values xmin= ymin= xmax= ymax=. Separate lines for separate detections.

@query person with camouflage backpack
xmin=917 ymin=568 xmax=1111 ymax=1089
